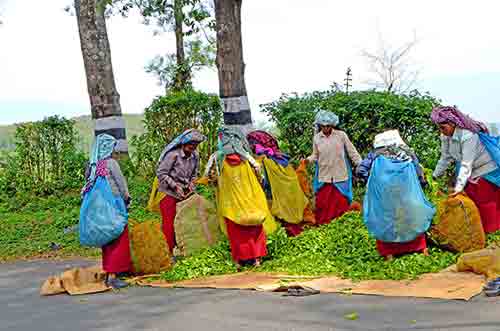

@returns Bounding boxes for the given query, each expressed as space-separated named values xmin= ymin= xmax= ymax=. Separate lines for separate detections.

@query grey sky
xmin=1 ymin=0 xmax=499 ymax=125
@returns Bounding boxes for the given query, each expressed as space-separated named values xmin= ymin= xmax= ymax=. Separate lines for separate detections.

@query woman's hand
xmin=449 ymin=190 xmax=462 ymax=198
xmin=188 ymin=181 xmax=196 ymax=193
xmin=175 ymin=185 xmax=185 ymax=198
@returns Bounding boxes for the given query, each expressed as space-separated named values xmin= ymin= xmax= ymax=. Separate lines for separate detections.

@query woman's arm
xmin=156 ymin=152 xmax=178 ymax=190
xmin=432 ymin=136 xmax=453 ymax=178
xmin=343 ymin=132 xmax=362 ymax=167
xmin=306 ymin=136 xmax=319 ymax=163
xmin=108 ymin=159 xmax=130 ymax=199
xmin=454 ymin=134 xmax=478 ymax=193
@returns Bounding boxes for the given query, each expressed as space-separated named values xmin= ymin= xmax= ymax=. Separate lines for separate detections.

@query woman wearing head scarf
xmin=156 ymin=129 xmax=206 ymax=254
xmin=305 ymin=110 xmax=362 ymax=224
xmin=247 ymin=130 xmax=310 ymax=236
xmin=357 ymin=130 xmax=433 ymax=260
xmin=203 ymin=127 xmax=272 ymax=268
xmin=81 ymin=134 xmax=131 ymax=289
xmin=431 ymin=106 xmax=500 ymax=233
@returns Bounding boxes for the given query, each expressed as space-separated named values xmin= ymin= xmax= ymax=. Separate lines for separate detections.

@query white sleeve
xmin=433 ymin=135 xmax=453 ymax=178
xmin=203 ymin=153 xmax=218 ymax=177
xmin=454 ymin=134 xmax=479 ymax=192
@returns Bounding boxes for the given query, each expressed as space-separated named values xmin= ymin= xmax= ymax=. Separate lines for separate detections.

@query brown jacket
xmin=156 ymin=148 xmax=199 ymax=200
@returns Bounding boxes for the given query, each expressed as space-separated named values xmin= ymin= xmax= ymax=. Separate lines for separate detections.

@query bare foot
xmin=423 ymin=248 xmax=429 ymax=256
xmin=385 ymin=255 xmax=394 ymax=261
xmin=254 ymin=259 xmax=261 ymax=267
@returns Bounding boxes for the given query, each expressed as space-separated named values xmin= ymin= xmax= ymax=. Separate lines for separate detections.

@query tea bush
xmin=261 ymin=89 xmax=442 ymax=169
xmin=131 ymin=89 xmax=223 ymax=177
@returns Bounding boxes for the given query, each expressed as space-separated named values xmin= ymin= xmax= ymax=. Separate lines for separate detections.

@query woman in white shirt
xmin=431 ymin=106 xmax=500 ymax=233
xmin=305 ymin=110 xmax=362 ymax=225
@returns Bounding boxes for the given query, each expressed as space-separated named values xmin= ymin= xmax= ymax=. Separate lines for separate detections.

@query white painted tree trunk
xmin=215 ymin=0 xmax=253 ymax=136
xmin=75 ymin=0 xmax=128 ymax=153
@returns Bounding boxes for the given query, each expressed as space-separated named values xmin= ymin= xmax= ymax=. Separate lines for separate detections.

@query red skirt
xmin=315 ymin=184 xmax=350 ymax=225
xmin=280 ymin=221 xmax=305 ymax=237
xmin=376 ymin=234 xmax=427 ymax=257
xmin=465 ymin=178 xmax=500 ymax=233
xmin=225 ymin=218 xmax=267 ymax=263
xmin=159 ymin=195 xmax=178 ymax=254
xmin=102 ymin=225 xmax=133 ymax=273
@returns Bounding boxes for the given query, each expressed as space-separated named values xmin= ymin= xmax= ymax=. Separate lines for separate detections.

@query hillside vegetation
xmin=0 ymin=114 xmax=145 ymax=153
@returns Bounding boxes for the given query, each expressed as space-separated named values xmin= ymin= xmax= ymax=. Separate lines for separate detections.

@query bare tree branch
xmin=361 ymin=29 xmax=420 ymax=93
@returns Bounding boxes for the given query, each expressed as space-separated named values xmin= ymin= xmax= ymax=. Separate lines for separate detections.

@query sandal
xmin=283 ymin=286 xmax=320 ymax=297
xmin=106 ymin=277 xmax=129 ymax=289
xmin=484 ymin=288 xmax=500 ymax=297
xmin=484 ymin=279 xmax=500 ymax=291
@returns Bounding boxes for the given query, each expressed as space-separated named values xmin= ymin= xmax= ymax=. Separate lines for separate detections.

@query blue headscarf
xmin=314 ymin=109 xmax=339 ymax=133
xmin=158 ymin=129 xmax=206 ymax=163
xmin=83 ymin=134 xmax=117 ymax=193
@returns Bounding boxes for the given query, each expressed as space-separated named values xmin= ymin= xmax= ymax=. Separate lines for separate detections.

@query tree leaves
xmin=261 ymin=89 xmax=442 ymax=169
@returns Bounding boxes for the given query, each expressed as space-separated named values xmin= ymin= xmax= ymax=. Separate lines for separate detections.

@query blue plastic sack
xmin=479 ymin=132 xmax=500 ymax=167
xmin=363 ymin=156 xmax=435 ymax=243
xmin=479 ymin=132 xmax=500 ymax=187
xmin=79 ymin=177 xmax=128 ymax=247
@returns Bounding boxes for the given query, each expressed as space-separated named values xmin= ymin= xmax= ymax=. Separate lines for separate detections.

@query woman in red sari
xmin=305 ymin=110 xmax=362 ymax=224
xmin=81 ymin=134 xmax=132 ymax=289
xmin=204 ymin=127 xmax=269 ymax=268
xmin=431 ymin=106 xmax=500 ymax=233
xmin=156 ymin=129 xmax=206 ymax=255
xmin=357 ymin=130 xmax=432 ymax=260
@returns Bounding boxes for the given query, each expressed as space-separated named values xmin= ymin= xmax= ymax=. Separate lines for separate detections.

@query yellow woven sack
xmin=146 ymin=178 xmax=166 ymax=213
xmin=457 ymin=248 xmax=500 ymax=280
xmin=429 ymin=194 xmax=485 ymax=253
xmin=129 ymin=219 xmax=172 ymax=275
xmin=262 ymin=158 xmax=308 ymax=224
xmin=217 ymin=160 xmax=278 ymax=234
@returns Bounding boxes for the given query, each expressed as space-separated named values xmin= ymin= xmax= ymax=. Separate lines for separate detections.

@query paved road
xmin=1 ymin=259 xmax=499 ymax=331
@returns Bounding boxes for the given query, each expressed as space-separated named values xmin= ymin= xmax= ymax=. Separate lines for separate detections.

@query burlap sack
xmin=40 ymin=265 xmax=109 ymax=296
xmin=429 ymin=194 xmax=485 ymax=253
xmin=175 ymin=194 xmax=222 ymax=257
xmin=129 ymin=219 xmax=172 ymax=275
xmin=457 ymin=248 xmax=500 ymax=280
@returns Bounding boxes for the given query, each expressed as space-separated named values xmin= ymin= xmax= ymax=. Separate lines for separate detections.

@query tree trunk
xmin=214 ymin=0 xmax=253 ymax=135
xmin=75 ymin=0 xmax=128 ymax=154
xmin=173 ymin=0 xmax=191 ymax=90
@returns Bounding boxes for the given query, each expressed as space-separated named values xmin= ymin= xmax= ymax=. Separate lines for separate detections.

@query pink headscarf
xmin=431 ymin=106 xmax=488 ymax=134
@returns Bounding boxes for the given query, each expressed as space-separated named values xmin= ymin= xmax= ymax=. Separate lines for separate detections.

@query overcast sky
xmin=1 ymin=0 xmax=500 ymax=125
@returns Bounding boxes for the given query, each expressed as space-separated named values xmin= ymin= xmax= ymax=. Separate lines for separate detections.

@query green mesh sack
xmin=174 ymin=194 xmax=222 ymax=257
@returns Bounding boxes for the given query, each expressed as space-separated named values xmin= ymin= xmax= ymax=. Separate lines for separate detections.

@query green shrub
xmin=0 ymin=116 xmax=87 ymax=196
xmin=261 ymin=89 xmax=442 ymax=169
xmin=131 ymin=89 xmax=223 ymax=177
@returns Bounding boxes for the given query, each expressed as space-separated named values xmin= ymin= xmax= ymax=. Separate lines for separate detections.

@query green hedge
xmin=261 ymin=89 xmax=442 ymax=168
xmin=131 ymin=89 xmax=223 ymax=177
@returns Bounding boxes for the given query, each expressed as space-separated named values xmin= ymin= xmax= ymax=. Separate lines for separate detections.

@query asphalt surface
xmin=1 ymin=259 xmax=499 ymax=331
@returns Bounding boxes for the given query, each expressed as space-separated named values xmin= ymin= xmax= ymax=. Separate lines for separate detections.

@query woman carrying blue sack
xmin=431 ymin=106 xmax=500 ymax=234
xmin=80 ymin=134 xmax=131 ymax=289
xmin=357 ymin=130 xmax=434 ymax=260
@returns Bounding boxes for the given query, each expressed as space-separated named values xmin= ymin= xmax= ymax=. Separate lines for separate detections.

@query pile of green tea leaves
xmin=161 ymin=212 xmax=458 ymax=282
xmin=487 ymin=230 xmax=500 ymax=247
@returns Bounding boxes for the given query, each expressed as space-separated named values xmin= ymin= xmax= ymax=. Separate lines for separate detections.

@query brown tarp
xmin=41 ymin=265 xmax=486 ymax=300
xmin=140 ymin=269 xmax=485 ymax=301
